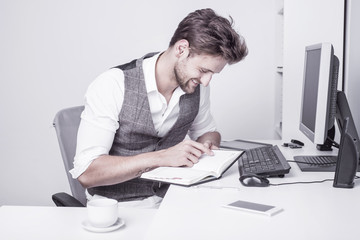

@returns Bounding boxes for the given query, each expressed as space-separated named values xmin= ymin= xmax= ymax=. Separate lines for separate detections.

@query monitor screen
xmin=301 ymin=48 xmax=321 ymax=134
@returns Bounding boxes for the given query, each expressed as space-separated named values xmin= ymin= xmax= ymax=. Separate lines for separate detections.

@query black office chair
xmin=52 ymin=106 xmax=86 ymax=207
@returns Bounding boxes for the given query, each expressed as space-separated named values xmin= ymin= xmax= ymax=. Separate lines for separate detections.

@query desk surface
xmin=0 ymin=205 xmax=156 ymax=240
xmin=144 ymin=141 xmax=359 ymax=240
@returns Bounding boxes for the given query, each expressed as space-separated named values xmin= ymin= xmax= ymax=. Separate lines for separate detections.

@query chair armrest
xmin=52 ymin=192 xmax=85 ymax=207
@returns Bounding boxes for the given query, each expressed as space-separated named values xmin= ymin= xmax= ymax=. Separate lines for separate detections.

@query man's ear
xmin=175 ymin=39 xmax=190 ymax=57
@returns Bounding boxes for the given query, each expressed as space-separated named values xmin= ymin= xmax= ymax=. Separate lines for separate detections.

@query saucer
xmin=82 ymin=218 xmax=125 ymax=233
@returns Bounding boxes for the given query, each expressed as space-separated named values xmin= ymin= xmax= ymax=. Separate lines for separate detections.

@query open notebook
xmin=141 ymin=150 xmax=243 ymax=186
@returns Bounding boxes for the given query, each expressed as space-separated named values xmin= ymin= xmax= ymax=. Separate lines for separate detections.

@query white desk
xmin=145 ymin=141 xmax=360 ymax=240
xmin=1 ymin=141 xmax=358 ymax=239
xmin=0 ymin=205 xmax=156 ymax=240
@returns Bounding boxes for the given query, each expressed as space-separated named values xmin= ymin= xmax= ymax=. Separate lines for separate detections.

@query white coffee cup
xmin=87 ymin=198 xmax=118 ymax=228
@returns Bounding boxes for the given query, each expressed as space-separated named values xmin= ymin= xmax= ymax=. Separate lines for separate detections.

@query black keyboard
xmin=238 ymin=145 xmax=291 ymax=177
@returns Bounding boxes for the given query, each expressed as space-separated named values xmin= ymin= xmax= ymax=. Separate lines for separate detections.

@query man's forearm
xmin=77 ymin=151 xmax=161 ymax=188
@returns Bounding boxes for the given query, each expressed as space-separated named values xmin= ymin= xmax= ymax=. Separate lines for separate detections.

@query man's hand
xmin=196 ymin=131 xmax=221 ymax=150
xmin=203 ymin=140 xmax=220 ymax=150
xmin=158 ymin=139 xmax=214 ymax=167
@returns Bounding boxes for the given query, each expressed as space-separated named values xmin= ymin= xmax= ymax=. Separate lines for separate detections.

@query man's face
xmin=174 ymin=53 xmax=227 ymax=94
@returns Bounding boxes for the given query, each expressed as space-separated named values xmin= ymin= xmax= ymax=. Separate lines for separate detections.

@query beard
xmin=174 ymin=63 xmax=198 ymax=94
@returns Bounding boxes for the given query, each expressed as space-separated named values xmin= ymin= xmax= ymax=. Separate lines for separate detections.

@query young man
xmin=70 ymin=8 xmax=248 ymax=203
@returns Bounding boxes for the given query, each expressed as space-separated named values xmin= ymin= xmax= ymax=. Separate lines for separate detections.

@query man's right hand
xmin=157 ymin=139 xmax=214 ymax=167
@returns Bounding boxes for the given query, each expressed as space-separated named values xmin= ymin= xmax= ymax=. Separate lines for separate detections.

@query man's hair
xmin=169 ymin=8 xmax=248 ymax=64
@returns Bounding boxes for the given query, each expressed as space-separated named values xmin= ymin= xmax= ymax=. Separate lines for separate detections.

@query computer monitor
xmin=299 ymin=43 xmax=339 ymax=150
xmin=296 ymin=43 xmax=360 ymax=172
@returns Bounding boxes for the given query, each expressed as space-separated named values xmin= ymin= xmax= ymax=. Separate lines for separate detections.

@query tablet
xmin=220 ymin=139 xmax=272 ymax=151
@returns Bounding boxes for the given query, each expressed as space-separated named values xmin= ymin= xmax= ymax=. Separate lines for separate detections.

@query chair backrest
xmin=53 ymin=106 xmax=87 ymax=206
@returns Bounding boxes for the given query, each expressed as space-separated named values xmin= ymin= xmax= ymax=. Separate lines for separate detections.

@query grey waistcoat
xmin=87 ymin=53 xmax=200 ymax=201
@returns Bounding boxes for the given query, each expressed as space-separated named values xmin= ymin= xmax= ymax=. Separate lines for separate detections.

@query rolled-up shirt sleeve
xmin=188 ymin=85 xmax=217 ymax=140
xmin=69 ymin=69 xmax=124 ymax=179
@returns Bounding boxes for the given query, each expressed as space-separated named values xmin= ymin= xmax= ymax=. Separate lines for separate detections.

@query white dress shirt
xmin=70 ymin=53 xmax=217 ymax=179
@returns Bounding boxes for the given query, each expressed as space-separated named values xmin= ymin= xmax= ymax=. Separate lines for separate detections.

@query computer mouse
xmin=239 ymin=174 xmax=270 ymax=187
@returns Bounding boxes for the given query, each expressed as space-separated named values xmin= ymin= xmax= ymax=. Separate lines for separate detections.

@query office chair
xmin=52 ymin=106 xmax=86 ymax=207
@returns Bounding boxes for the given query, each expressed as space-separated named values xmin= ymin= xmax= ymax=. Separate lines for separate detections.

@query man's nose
xmin=200 ymin=73 xmax=212 ymax=87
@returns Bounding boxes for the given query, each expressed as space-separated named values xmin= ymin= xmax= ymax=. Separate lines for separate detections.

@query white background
xmin=0 ymin=0 xmax=279 ymax=206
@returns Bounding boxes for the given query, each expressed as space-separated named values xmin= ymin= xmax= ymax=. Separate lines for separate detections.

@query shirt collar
xmin=143 ymin=53 xmax=161 ymax=94
xmin=142 ymin=52 xmax=186 ymax=96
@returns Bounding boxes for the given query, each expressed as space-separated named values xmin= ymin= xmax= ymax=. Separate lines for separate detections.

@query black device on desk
xmin=295 ymin=43 xmax=360 ymax=177
xmin=237 ymin=145 xmax=291 ymax=187
xmin=221 ymin=140 xmax=291 ymax=187
xmin=220 ymin=139 xmax=272 ymax=151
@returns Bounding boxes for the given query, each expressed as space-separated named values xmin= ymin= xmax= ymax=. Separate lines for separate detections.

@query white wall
xmin=344 ymin=0 xmax=360 ymax=138
xmin=282 ymin=0 xmax=345 ymax=145
xmin=0 ymin=0 xmax=278 ymax=206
